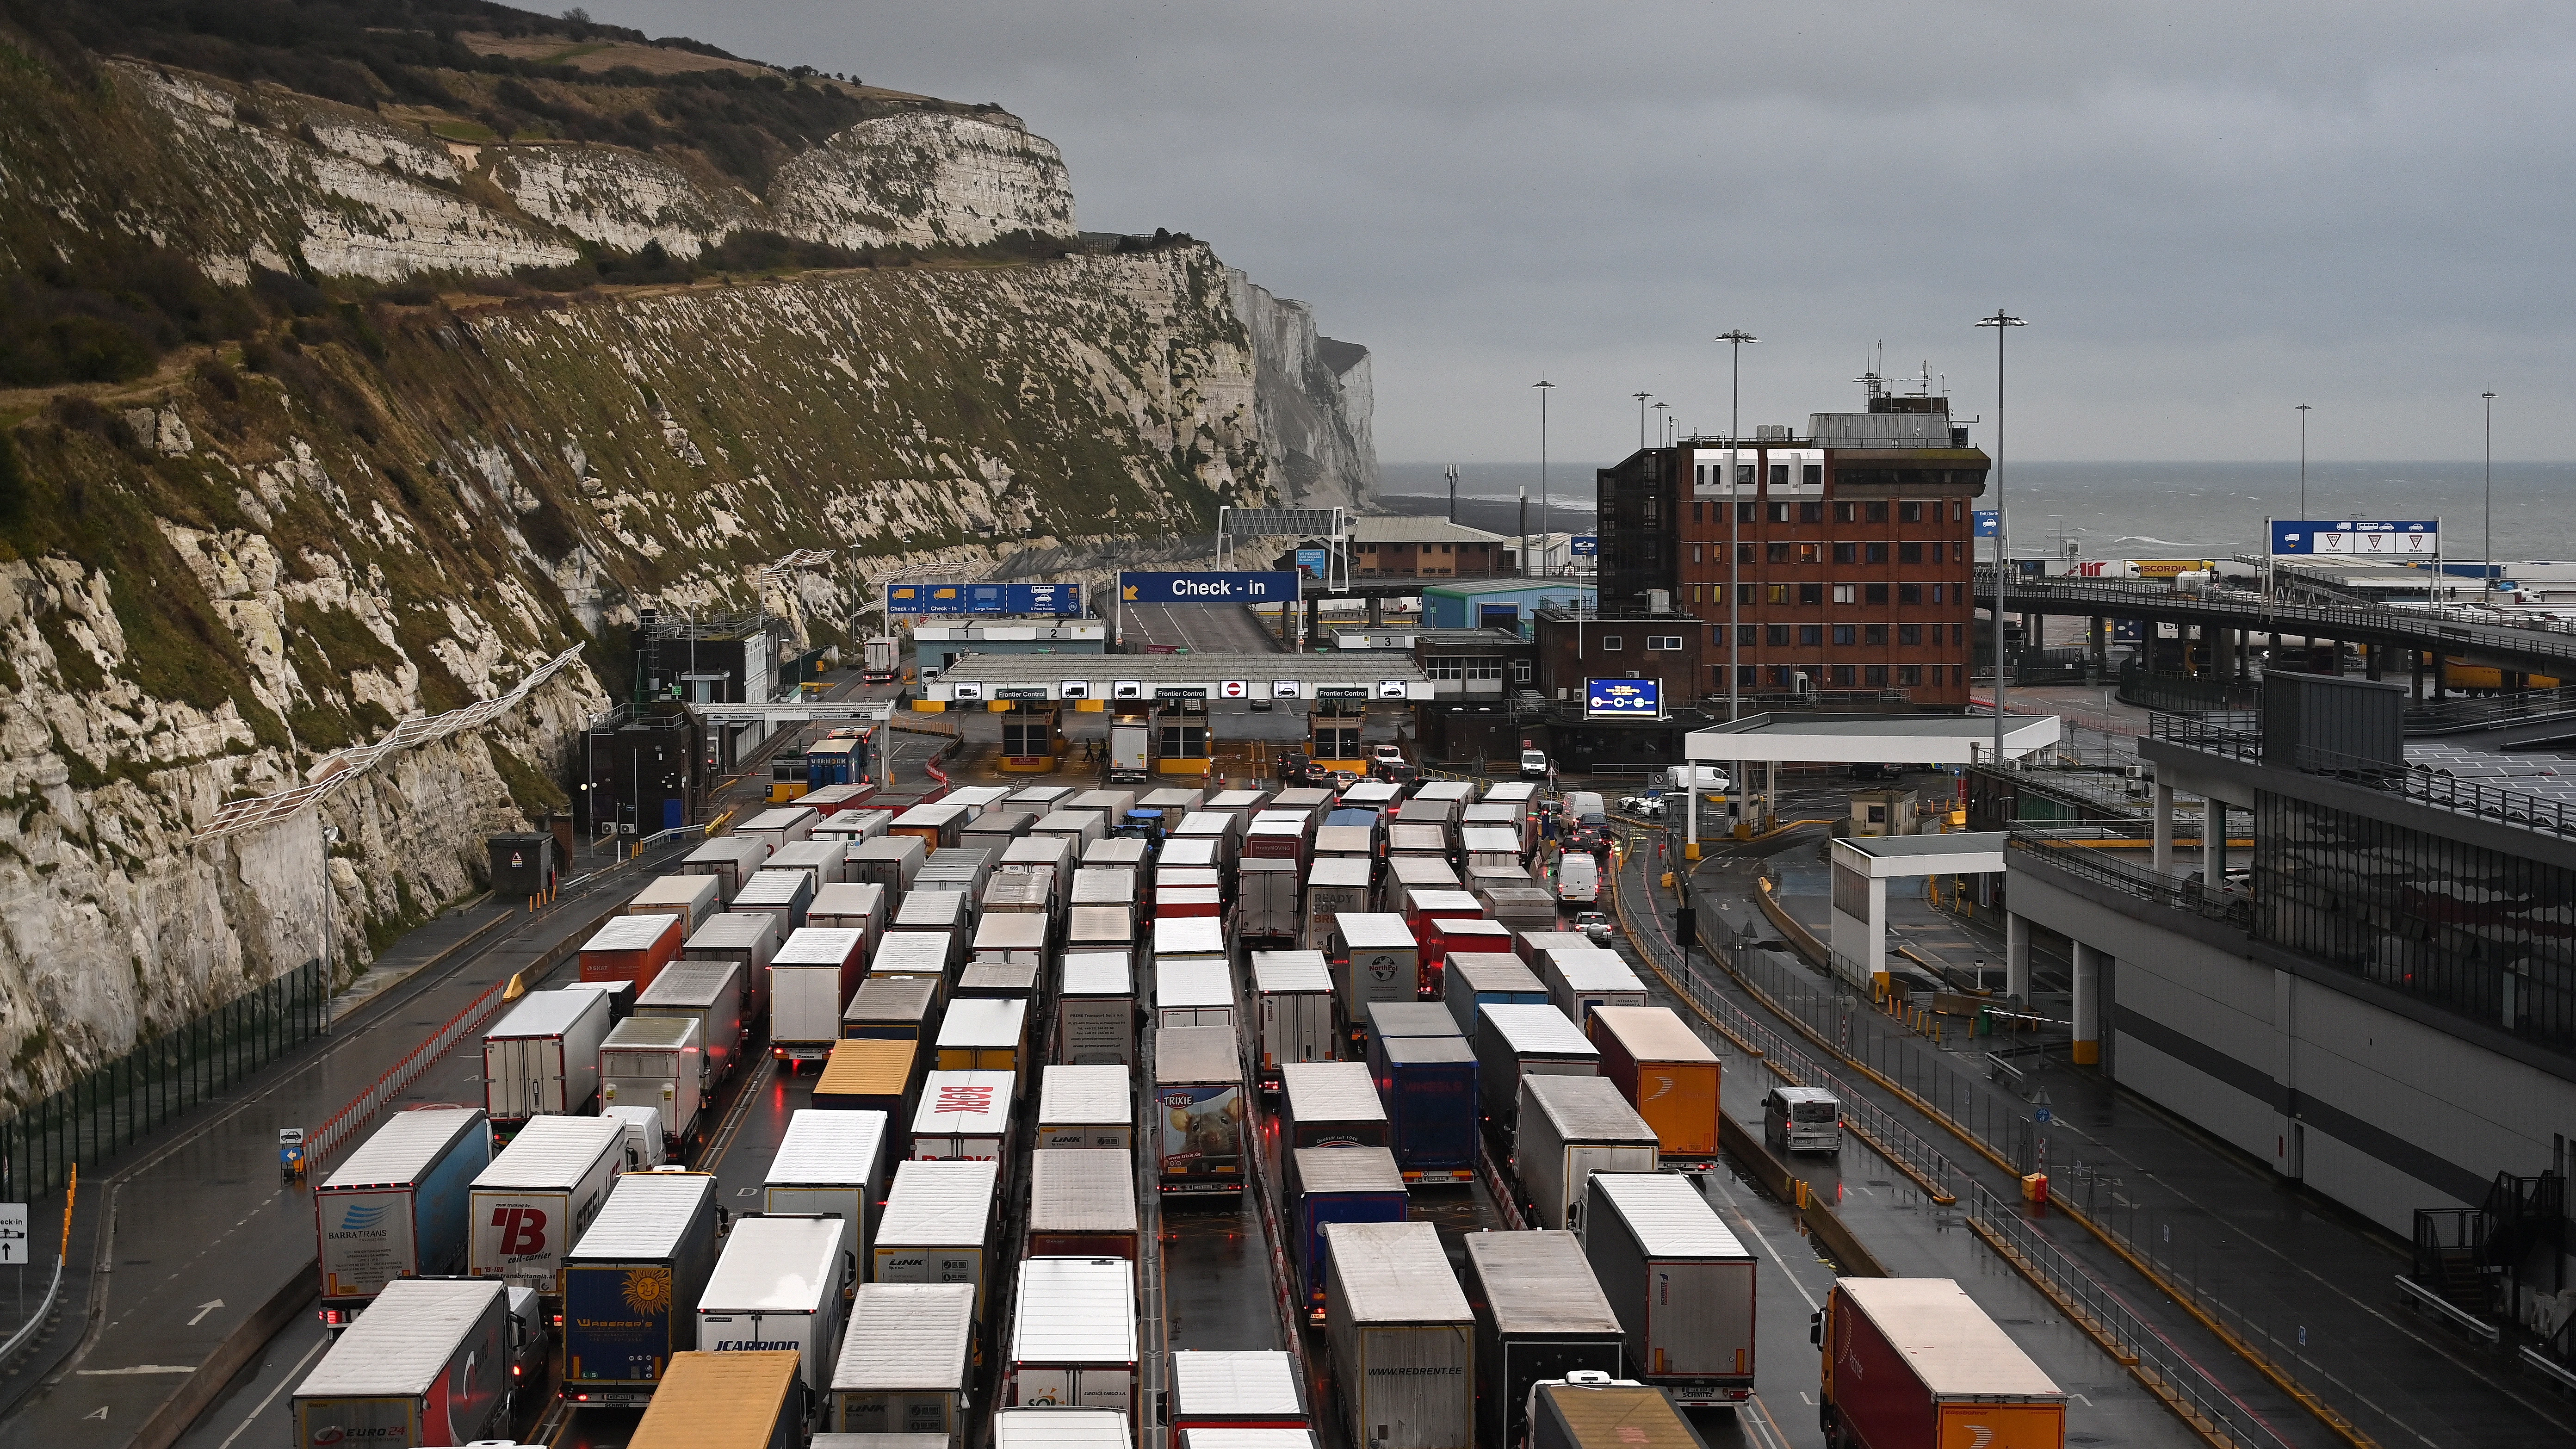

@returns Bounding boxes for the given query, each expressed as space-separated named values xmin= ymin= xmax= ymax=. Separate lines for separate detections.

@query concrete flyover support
xmin=2151 ymin=782 xmax=2174 ymax=875
xmin=2203 ymin=799 xmax=2225 ymax=886
xmin=2006 ymin=910 xmax=2031 ymax=1000
xmin=2070 ymin=940 xmax=2104 ymax=1064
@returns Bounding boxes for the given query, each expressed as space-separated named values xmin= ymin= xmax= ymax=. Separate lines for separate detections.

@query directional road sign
xmin=1119 ymin=571 xmax=1301 ymax=605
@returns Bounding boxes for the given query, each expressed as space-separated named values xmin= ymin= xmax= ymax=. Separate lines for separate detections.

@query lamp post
xmin=1634 ymin=392 xmax=1652 ymax=453
xmin=1654 ymin=401 xmax=1672 ymax=448
xmin=2483 ymin=391 xmax=2497 ymax=597
xmin=2296 ymin=404 xmax=2311 ymax=519
xmin=1535 ymin=380 xmax=1555 ymax=551
xmin=1715 ymin=329 xmax=1758 ymax=847
xmin=1976 ymin=309 xmax=2027 ymax=774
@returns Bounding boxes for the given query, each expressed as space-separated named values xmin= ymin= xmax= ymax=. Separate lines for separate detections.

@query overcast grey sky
xmin=590 ymin=2 xmax=2573 ymax=463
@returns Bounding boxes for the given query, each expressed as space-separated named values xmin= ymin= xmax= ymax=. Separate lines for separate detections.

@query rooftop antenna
xmin=1856 ymin=341 xmax=1886 ymax=403
xmin=1444 ymin=463 xmax=1459 ymax=524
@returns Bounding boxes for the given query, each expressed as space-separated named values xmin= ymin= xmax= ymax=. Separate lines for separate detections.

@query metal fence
xmin=0 ymin=960 xmax=328 ymax=1202
xmin=2005 ymin=830 xmax=2254 ymax=929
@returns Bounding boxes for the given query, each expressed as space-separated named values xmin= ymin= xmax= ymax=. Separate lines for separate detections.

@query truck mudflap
xmin=1665 ymin=1381 xmax=1753 ymax=1405
xmin=781 ymin=1043 xmax=834 ymax=1063
xmin=1398 ymin=1167 xmax=1477 ymax=1185
xmin=561 ymin=1386 xmax=656 ymax=1407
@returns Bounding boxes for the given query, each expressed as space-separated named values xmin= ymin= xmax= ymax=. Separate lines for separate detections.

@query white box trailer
xmin=1141 ymin=786 xmax=1207 ymax=813
xmin=970 ymin=911 xmax=1049 ymax=971
xmin=896 ymin=888 xmax=971 ymax=933
xmin=599 ymin=1015 xmax=706 ymax=1151
xmin=1461 ymin=826 xmax=1526 ymax=870
xmin=1004 ymin=834 xmax=1078 ymax=875
xmin=774 ymin=926 xmax=867 ymax=1065
xmin=1322 ymin=1220 xmax=1474 ymax=1449
xmin=734 ymin=867 xmax=817 ymax=936
xmin=1155 ymin=958 xmax=1237 ymax=1030
xmin=1514 ymin=1073 xmax=1660 ymax=1232
xmin=1460 ymin=1231 xmax=1628 ymax=1449
xmin=292 ymin=1277 xmax=515 ymax=1448
xmin=995 ymin=1408 xmax=1133 ymax=1449
xmin=1168 ymin=1350 xmax=1308 ymax=1446
xmin=1538 ymin=947 xmax=1647 ymax=1027
xmin=468 ymin=1113 xmax=626 ymax=1295
xmin=681 ymin=836 xmax=770 ymax=903
xmin=871 ymin=930 xmax=957 ymax=984
xmin=316 ymin=1105 xmax=491 ymax=1319
xmin=739 ymin=805 xmax=819 ymax=851
xmin=1038 ymin=1064 xmax=1134 ymax=1152
xmin=912 ymin=1070 xmax=1016 ymax=1163
xmin=1159 ymin=838 xmax=1222 ymax=873
xmin=698 ymin=1215 xmax=852 ymax=1405
xmin=1027 ymin=1149 xmax=1140 ymax=1260
xmin=849 ymin=835 xmax=929 ymax=894
xmin=683 ymin=910 xmax=778 ymax=1026
xmin=831 ymin=1282 xmax=977 ymax=1441
xmin=1327 ymin=913 xmax=1418 ymax=1025
xmin=1251 ymin=950 xmax=1337 ymax=1082
xmin=636 ymin=958 xmax=747 ymax=1084
xmin=1033 ymin=810 xmax=1109 ymax=853
xmin=625 ymin=873 xmax=723 ymax=935
xmin=1474 ymin=1003 xmax=1600 ymax=1138
xmin=810 ymin=880 xmax=890 ymax=960
xmin=872 ymin=1159 xmax=1004 ymax=1322
xmin=483 ymin=988 xmax=613 ymax=1128
xmin=1304 ymin=858 xmax=1373 ymax=952
xmin=766 ymin=1107 xmax=893 ymax=1269
xmin=1056 ymin=953 xmax=1136 ymax=1067
xmin=1067 ymin=905 xmax=1136 ymax=957
xmin=1238 ymin=857 xmax=1301 ymax=940
xmin=1152 ymin=914 xmax=1227 ymax=970
xmin=1008 ymin=1257 xmax=1140 ymax=1416
xmin=1084 ymin=836 xmax=1149 ymax=869
xmin=1581 ymin=1170 xmax=1757 ymax=1406
xmin=1071 ymin=866 xmax=1138 ymax=908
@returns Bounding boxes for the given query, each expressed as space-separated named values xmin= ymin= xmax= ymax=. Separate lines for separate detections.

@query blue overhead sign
xmin=1570 ymin=535 xmax=1599 ymax=557
xmin=1012 ymin=582 xmax=1082 ymax=615
xmin=890 ymin=581 xmax=1081 ymax=616
xmin=1973 ymin=510 xmax=2001 ymax=537
xmin=2269 ymin=519 xmax=2440 ymax=557
xmin=1585 ymin=677 xmax=1661 ymax=718
xmin=1119 ymin=570 xmax=1302 ymax=605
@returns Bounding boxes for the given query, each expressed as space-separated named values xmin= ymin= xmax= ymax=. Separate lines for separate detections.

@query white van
xmin=1563 ymin=791 xmax=1608 ymax=827
xmin=1762 ymin=1085 xmax=1843 ymax=1154
xmin=1555 ymin=852 xmax=1599 ymax=905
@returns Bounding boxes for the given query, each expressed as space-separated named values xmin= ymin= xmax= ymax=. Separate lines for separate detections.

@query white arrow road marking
xmin=188 ymin=1299 xmax=224 ymax=1326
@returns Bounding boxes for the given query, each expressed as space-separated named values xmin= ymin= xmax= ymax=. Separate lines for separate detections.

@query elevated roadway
xmin=1979 ymin=569 xmax=2576 ymax=677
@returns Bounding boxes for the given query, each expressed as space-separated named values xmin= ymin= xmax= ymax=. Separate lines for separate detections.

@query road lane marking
xmin=76 ymin=1365 xmax=196 ymax=1375
xmin=212 ymin=1331 xmax=328 ymax=1449
xmin=1699 ymin=1174 xmax=1821 ymax=1314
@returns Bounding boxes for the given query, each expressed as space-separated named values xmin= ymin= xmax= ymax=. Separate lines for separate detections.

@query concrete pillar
xmin=2070 ymin=941 xmax=2103 ymax=1065
xmin=2412 ymin=648 xmax=2425 ymax=699
xmin=2203 ymin=799 xmax=2225 ymax=887
xmin=2006 ymin=911 xmax=2031 ymax=1001
xmin=2152 ymin=783 xmax=2174 ymax=876
xmin=2088 ymin=616 xmax=2108 ymax=681
xmin=2365 ymin=642 xmax=2381 ymax=681
xmin=1764 ymin=759 xmax=1779 ymax=834
xmin=1366 ymin=594 xmax=1384 ymax=627
xmin=1305 ymin=596 xmax=1320 ymax=650
xmin=2434 ymin=652 xmax=2448 ymax=700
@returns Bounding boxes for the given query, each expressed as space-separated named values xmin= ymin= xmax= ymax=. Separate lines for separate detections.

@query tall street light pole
xmin=2296 ymin=403 xmax=2311 ymax=518
xmin=1715 ymin=329 xmax=1757 ymax=843
xmin=1654 ymin=401 xmax=1672 ymax=448
xmin=2483 ymin=391 xmax=2497 ymax=596
xmin=1535 ymin=381 xmax=1555 ymax=558
xmin=1634 ymin=391 xmax=1652 ymax=453
xmin=1976 ymin=309 xmax=2027 ymax=773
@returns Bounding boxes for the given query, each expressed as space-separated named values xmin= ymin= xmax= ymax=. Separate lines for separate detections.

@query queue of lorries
xmin=286 ymin=774 xmax=2067 ymax=1449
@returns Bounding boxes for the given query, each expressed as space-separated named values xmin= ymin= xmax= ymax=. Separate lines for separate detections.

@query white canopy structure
xmin=1676 ymin=712 xmax=2061 ymax=845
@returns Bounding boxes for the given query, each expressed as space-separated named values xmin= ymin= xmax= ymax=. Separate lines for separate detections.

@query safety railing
xmin=305 ymin=976 xmax=514 ymax=1166
xmin=2151 ymin=713 xmax=2576 ymax=840
xmin=2005 ymin=830 xmax=2254 ymax=929
xmin=1973 ymin=567 xmax=2576 ymax=657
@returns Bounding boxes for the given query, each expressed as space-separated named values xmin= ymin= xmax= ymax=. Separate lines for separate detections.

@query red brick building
xmin=1596 ymin=393 xmax=1988 ymax=709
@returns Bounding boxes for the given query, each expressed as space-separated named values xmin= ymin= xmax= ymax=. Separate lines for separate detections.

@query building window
xmin=1833 ymin=625 xmax=1856 ymax=645
xmin=1440 ymin=543 xmax=1453 ymax=554
xmin=1737 ymin=464 xmax=1758 ymax=487
xmin=1866 ymin=502 xmax=1888 ymax=523
xmin=1834 ymin=542 xmax=1857 ymax=564
xmin=1691 ymin=585 xmax=1703 ymax=604
xmin=1643 ymin=499 xmax=1660 ymax=522
xmin=1769 ymin=666 xmax=1793 ymax=687
xmin=1930 ymin=542 xmax=1944 ymax=564
xmin=1866 ymin=583 xmax=1889 ymax=604
xmin=1899 ymin=502 xmax=1924 ymax=522
xmin=1599 ymin=635 xmax=1623 ymax=650
xmin=1768 ymin=502 xmax=1790 ymax=523
xmin=1466 ymin=658 xmax=1505 ymax=680
xmin=1738 ymin=544 xmax=1757 ymax=564
xmin=1865 ymin=543 xmax=1888 ymax=563
xmin=1899 ymin=583 xmax=1923 ymax=605
xmin=1800 ymin=625 xmax=1823 ymax=645
xmin=1738 ymin=502 xmax=1757 ymax=524
xmin=1425 ymin=659 xmax=1462 ymax=680
xmin=1897 ymin=664 xmax=1922 ymax=686
xmin=1646 ymin=636 xmax=1682 ymax=651
xmin=1931 ymin=584 xmax=1944 ymax=604
xmin=1899 ymin=542 xmax=1924 ymax=564
xmin=1953 ymin=624 xmax=1965 ymax=644
xmin=1833 ymin=583 xmax=1856 ymax=604
xmin=1898 ymin=624 xmax=1922 ymax=645
xmin=1798 ymin=544 xmax=1822 ymax=564
xmin=1769 ymin=463 xmax=1789 ymax=488
xmin=1866 ymin=665 xmax=1889 ymax=686
xmin=1765 ymin=624 xmax=1791 ymax=646
xmin=1512 ymin=660 xmax=1532 ymax=682
xmin=1692 ymin=544 xmax=1703 ymax=564
xmin=1834 ymin=502 xmax=1857 ymax=523
xmin=1800 ymin=501 xmax=1824 ymax=524
xmin=1159 ymin=725 xmax=1210 ymax=759
xmin=1738 ymin=583 xmax=1757 ymax=604
xmin=1806 ymin=464 xmax=1825 ymax=487
xmin=1692 ymin=501 xmax=1704 ymax=524
xmin=1766 ymin=584 xmax=1791 ymax=604
xmin=1832 ymin=664 xmax=1856 ymax=685
xmin=1865 ymin=624 xmax=1888 ymax=645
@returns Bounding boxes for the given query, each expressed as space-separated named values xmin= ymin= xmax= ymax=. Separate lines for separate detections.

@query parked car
xmin=1573 ymin=911 xmax=1614 ymax=945
xmin=1617 ymin=794 xmax=1666 ymax=819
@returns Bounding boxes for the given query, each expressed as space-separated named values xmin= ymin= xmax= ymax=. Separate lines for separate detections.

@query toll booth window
xmin=1003 ymin=719 xmax=1052 ymax=755
xmin=1314 ymin=727 xmax=1361 ymax=758
xmin=1159 ymin=726 xmax=1209 ymax=759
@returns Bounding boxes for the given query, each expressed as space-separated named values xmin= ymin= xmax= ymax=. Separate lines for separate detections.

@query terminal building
xmin=2000 ymin=671 xmax=2576 ymax=1307
xmin=1594 ymin=381 xmax=1988 ymax=709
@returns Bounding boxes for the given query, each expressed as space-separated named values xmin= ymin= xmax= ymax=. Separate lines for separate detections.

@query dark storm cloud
xmin=588 ymin=2 xmax=2575 ymax=461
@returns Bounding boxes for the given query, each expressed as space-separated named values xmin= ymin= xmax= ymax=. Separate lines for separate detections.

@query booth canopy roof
xmin=1685 ymin=712 xmax=2060 ymax=764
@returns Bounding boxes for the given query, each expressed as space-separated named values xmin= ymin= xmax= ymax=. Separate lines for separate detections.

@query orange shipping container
xmin=1588 ymin=1005 xmax=1721 ymax=1162
xmin=579 ymin=913 xmax=684 ymax=994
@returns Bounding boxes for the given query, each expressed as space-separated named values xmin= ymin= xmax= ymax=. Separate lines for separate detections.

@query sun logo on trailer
xmin=622 ymin=1265 xmax=673 ymax=1316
